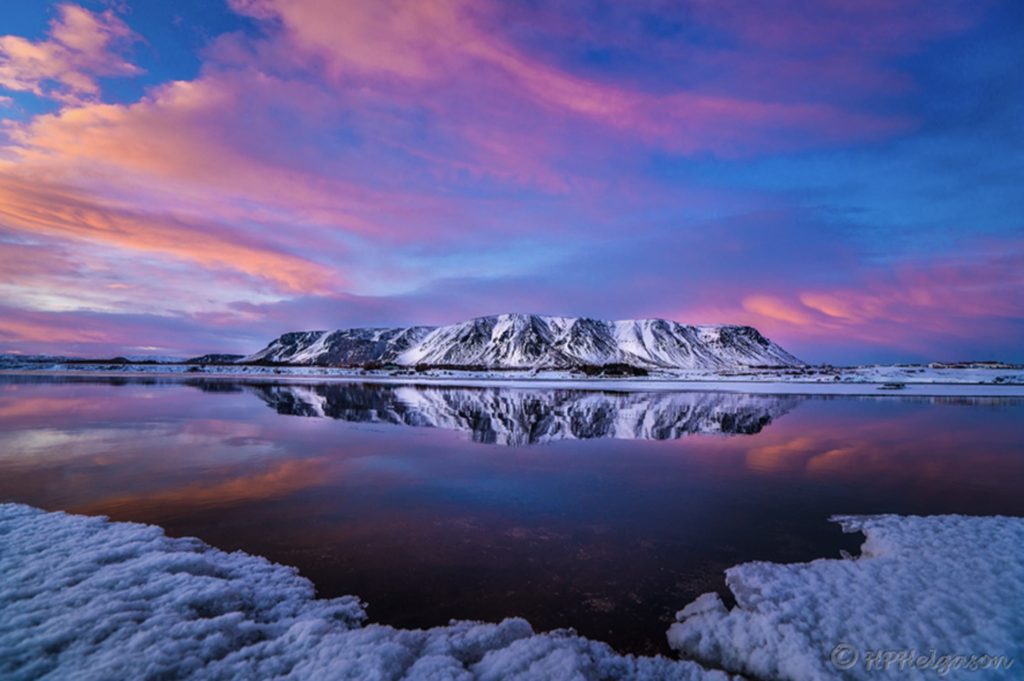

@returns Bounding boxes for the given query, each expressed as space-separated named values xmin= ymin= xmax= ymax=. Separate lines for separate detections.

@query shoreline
xmin=3 ymin=504 xmax=1021 ymax=680
xmin=3 ymin=368 xmax=1024 ymax=397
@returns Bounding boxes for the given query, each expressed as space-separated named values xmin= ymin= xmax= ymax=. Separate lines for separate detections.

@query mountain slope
xmin=245 ymin=326 xmax=434 ymax=365
xmin=243 ymin=313 xmax=803 ymax=369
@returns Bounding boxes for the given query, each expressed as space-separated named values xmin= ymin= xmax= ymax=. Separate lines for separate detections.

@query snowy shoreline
xmin=3 ymin=366 xmax=1024 ymax=397
xmin=2 ymin=505 xmax=1021 ymax=680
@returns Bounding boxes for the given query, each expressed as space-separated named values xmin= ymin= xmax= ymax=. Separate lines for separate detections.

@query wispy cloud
xmin=0 ymin=0 xmax=1017 ymax=361
xmin=0 ymin=4 xmax=139 ymax=101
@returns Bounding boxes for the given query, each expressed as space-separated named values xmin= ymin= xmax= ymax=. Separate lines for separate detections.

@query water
xmin=2 ymin=375 xmax=1023 ymax=654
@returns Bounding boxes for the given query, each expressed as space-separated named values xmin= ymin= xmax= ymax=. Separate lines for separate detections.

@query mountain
xmin=249 ymin=383 xmax=802 ymax=445
xmin=242 ymin=313 xmax=803 ymax=370
xmin=244 ymin=327 xmax=434 ymax=366
xmin=0 ymin=354 xmax=76 ymax=369
xmin=185 ymin=353 xmax=246 ymax=365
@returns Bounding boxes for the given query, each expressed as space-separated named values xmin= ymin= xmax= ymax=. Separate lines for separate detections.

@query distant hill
xmin=185 ymin=354 xmax=246 ymax=365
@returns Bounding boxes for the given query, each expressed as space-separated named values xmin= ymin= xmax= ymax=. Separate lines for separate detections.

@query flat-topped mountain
xmin=244 ymin=313 xmax=803 ymax=370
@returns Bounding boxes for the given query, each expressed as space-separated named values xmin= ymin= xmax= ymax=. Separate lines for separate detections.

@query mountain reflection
xmin=248 ymin=383 xmax=804 ymax=445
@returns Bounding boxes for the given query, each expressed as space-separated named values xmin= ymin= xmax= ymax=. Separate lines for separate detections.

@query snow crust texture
xmin=668 ymin=514 xmax=1024 ymax=680
xmin=244 ymin=313 xmax=803 ymax=370
xmin=0 ymin=504 xmax=731 ymax=681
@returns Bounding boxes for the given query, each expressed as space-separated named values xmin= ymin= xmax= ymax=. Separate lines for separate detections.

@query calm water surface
xmin=2 ymin=376 xmax=1023 ymax=654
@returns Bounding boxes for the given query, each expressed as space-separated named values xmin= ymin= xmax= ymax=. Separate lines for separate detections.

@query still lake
xmin=2 ymin=375 xmax=1022 ymax=654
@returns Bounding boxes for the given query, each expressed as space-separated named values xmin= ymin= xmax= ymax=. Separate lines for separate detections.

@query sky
xmin=0 ymin=0 xmax=1021 ymax=363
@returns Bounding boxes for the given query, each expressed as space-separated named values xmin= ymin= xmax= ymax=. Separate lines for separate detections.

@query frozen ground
xmin=0 ymin=504 xmax=731 ymax=681
xmin=2 ymin=361 xmax=1024 ymax=396
xmin=2 ymin=506 xmax=1021 ymax=680
xmin=670 ymin=515 xmax=1024 ymax=680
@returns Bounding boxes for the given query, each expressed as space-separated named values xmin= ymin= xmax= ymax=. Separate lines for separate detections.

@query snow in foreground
xmin=670 ymin=515 xmax=1023 ymax=680
xmin=2 ymin=506 xmax=1022 ymax=680
xmin=0 ymin=504 xmax=730 ymax=681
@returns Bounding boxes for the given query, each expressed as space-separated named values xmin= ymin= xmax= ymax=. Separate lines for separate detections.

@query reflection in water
xmin=250 ymin=383 xmax=804 ymax=444
xmin=1 ymin=375 xmax=1023 ymax=654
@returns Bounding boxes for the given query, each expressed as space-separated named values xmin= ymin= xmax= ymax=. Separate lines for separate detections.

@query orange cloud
xmin=3 ymin=73 xmax=465 ymax=241
xmin=0 ymin=172 xmax=337 ymax=294
xmin=717 ymin=241 xmax=1024 ymax=355
xmin=742 ymin=294 xmax=818 ymax=326
xmin=0 ymin=4 xmax=139 ymax=101
xmin=798 ymin=292 xmax=862 ymax=321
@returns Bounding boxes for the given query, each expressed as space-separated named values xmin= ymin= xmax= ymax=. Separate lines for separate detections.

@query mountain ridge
xmin=243 ymin=313 xmax=803 ymax=370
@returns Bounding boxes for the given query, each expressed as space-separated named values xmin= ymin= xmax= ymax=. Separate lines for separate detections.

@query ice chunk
xmin=668 ymin=514 xmax=1024 ymax=680
xmin=0 ymin=504 xmax=730 ymax=681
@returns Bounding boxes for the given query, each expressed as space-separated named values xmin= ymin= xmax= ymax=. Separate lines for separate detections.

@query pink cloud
xmin=0 ymin=172 xmax=338 ymax=294
xmin=690 ymin=0 xmax=974 ymax=54
xmin=714 ymin=242 xmax=1024 ymax=357
xmin=0 ymin=303 xmax=255 ymax=356
xmin=0 ymin=4 xmax=139 ymax=101
xmin=228 ymin=0 xmax=910 ymax=156
xmin=2 ymin=70 xmax=524 ymax=243
xmin=0 ymin=310 xmax=112 ymax=347
xmin=0 ymin=1 xmax=1008 ymax=362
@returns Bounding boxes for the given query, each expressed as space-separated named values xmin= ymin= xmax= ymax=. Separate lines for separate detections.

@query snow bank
xmin=5 ymin=505 xmax=1020 ymax=680
xmin=0 ymin=504 xmax=731 ymax=681
xmin=668 ymin=514 xmax=1024 ymax=680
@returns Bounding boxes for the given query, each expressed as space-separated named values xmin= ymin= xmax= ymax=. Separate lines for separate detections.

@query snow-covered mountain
xmin=243 ymin=313 xmax=803 ymax=370
xmin=250 ymin=383 xmax=802 ymax=445
xmin=244 ymin=326 xmax=434 ymax=366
